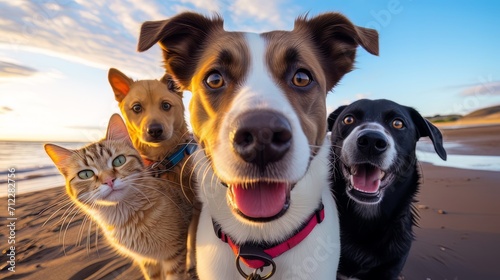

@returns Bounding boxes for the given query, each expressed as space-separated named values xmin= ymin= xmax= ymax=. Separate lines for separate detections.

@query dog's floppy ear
xmin=108 ymin=68 xmax=134 ymax=102
xmin=409 ymin=108 xmax=447 ymax=161
xmin=137 ymin=12 xmax=224 ymax=89
xmin=295 ymin=13 xmax=379 ymax=90
xmin=159 ymin=73 xmax=183 ymax=98
xmin=327 ymin=105 xmax=348 ymax=131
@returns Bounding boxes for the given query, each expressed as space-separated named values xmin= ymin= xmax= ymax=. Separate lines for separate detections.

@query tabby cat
xmin=44 ymin=114 xmax=192 ymax=280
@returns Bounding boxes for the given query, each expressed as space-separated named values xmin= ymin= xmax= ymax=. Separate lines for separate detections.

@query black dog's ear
xmin=409 ymin=108 xmax=447 ymax=161
xmin=137 ymin=12 xmax=224 ymax=89
xmin=327 ymin=105 xmax=348 ymax=131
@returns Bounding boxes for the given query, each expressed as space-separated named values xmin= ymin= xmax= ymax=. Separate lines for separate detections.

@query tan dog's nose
xmin=147 ymin=123 xmax=164 ymax=139
xmin=231 ymin=111 xmax=292 ymax=171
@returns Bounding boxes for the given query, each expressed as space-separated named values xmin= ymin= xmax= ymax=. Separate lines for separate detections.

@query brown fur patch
xmin=188 ymin=32 xmax=249 ymax=152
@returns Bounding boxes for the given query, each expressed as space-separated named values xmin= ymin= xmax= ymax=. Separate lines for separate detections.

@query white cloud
xmin=355 ymin=93 xmax=372 ymax=100
xmin=180 ymin=0 xmax=221 ymax=13
xmin=0 ymin=61 xmax=37 ymax=77
xmin=460 ymin=81 xmax=500 ymax=97
xmin=0 ymin=0 xmax=299 ymax=80
xmin=0 ymin=1 xmax=167 ymax=79
xmin=0 ymin=106 xmax=13 ymax=114
xmin=228 ymin=0 xmax=297 ymax=31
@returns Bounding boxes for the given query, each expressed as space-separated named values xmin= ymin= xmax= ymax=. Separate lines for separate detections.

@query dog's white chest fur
xmin=194 ymin=141 xmax=340 ymax=279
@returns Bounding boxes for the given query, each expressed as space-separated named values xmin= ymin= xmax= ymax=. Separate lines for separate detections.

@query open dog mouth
xmin=226 ymin=181 xmax=291 ymax=222
xmin=343 ymin=163 xmax=390 ymax=204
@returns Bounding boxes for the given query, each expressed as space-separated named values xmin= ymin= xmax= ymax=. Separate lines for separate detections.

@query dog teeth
xmin=351 ymin=166 xmax=358 ymax=175
xmin=380 ymin=171 xmax=385 ymax=180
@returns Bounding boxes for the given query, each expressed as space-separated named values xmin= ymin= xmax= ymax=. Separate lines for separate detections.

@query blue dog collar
xmin=150 ymin=143 xmax=197 ymax=176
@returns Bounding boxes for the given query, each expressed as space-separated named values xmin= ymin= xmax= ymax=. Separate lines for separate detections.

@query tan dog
xmin=108 ymin=68 xmax=199 ymax=278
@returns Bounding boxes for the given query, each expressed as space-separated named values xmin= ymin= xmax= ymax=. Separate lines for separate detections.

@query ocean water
xmin=416 ymin=141 xmax=500 ymax=171
xmin=0 ymin=141 xmax=88 ymax=197
xmin=0 ymin=139 xmax=498 ymax=197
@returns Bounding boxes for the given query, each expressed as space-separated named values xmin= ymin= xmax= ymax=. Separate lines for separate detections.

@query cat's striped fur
xmin=45 ymin=114 xmax=192 ymax=280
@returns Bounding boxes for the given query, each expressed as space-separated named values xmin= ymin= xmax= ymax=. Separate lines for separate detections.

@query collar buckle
xmin=236 ymin=246 xmax=276 ymax=279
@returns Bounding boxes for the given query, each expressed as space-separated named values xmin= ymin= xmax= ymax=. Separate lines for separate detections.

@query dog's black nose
xmin=147 ymin=124 xmax=163 ymax=138
xmin=357 ymin=131 xmax=388 ymax=155
xmin=231 ymin=111 xmax=292 ymax=170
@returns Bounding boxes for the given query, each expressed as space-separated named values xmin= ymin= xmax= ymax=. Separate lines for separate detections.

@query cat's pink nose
xmin=104 ymin=178 xmax=116 ymax=188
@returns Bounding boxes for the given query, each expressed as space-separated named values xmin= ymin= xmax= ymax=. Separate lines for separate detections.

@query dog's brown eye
xmin=132 ymin=104 xmax=142 ymax=113
xmin=205 ymin=72 xmax=224 ymax=89
xmin=292 ymin=70 xmax=312 ymax=87
xmin=161 ymin=102 xmax=171 ymax=111
xmin=392 ymin=119 xmax=404 ymax=129
xmin=343 ymin=115 xmax=355 ymax=125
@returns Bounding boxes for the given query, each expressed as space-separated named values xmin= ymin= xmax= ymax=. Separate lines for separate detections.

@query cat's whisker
xmin=85 ymin=200 xmax=99 ymax=256
xmin=76 ymin=214 xmax=90 ymax=247
xmin=59 ymin=205 xmax=78 ymax=255
xmin=130 ymin=183 xmax=184 ymax=211
xmin=38 ymin=193 xmax=69 ymax=216
xmin=42 ymin=198 xmax=74 ymax=228
xmin=94 ymin=223 xmax=100 ymax=258
xmin=72 ymin=193 xmax=98 ymax=250
xmin=59 ymin=191 xmax=98 ymax=253
xmin=129 ymin=185 xmax=152 ymax=205
xmin=191 ymin=150 xmax=211 ymax=200
xmin=178 ymin=149 xmax=198 ymax=204
xmin=58 ymin=201 xmax=79 ymax=238
xmin=62 ymin=207 xmax=81 ymax=255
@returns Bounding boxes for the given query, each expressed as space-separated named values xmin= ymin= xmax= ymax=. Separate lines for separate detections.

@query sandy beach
xmin=1 ymin=125 xmax=499 ymax=280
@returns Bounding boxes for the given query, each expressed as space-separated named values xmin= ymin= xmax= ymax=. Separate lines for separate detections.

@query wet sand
xmin=402 ymin=124 xmax=500 ymax=279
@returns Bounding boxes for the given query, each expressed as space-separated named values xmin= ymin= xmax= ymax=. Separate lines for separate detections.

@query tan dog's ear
xmin=295 ymin=13 xmax=379 ymax=90
xmin=137 ymin=12 xmax=224 ymax=89
xmin=108 ymin=68 xmax=134 ymax=102
xmin=160 ymin=73 xmax=183 ymax=98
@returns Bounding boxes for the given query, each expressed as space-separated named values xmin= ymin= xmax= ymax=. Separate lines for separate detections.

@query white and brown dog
xmin=138 ymin=12 xmax=378 ymax=279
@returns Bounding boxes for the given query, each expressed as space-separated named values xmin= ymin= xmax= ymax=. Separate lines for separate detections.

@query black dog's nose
xmin=147 ymin=123 xmax=163 ymax=138
xmin=357 ymin=131 xmax=388 ymax=155
xmin=231 ymin=111 xmax=292 ymax=170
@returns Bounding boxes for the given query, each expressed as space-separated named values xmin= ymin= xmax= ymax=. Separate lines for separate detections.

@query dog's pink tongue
xmin=351 ymin=165 xmax=382 ymax=193
xmin=231 ymin=182 xmax=288 ymax=219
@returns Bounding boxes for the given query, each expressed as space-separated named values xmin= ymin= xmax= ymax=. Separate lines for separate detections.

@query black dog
xmin=328 ymin=99 xmax=447 ymax=280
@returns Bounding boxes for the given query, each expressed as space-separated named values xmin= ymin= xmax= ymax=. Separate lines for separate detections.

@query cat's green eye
xmin=112 ymin=155 xmax=126 ymax=167
xmin=78 ymin=170 xmax=94 ymax=180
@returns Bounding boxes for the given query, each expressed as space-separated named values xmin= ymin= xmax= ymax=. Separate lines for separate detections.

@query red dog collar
xmin=213 ymin=203 xmax=325 ymax=270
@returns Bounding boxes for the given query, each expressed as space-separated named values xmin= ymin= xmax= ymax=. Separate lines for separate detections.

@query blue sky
xmin=0 ymin=0 xmax=499 ymax=141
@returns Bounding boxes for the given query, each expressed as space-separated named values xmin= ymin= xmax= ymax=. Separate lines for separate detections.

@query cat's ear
xmin=106 ymin=114 xmax=132 ymax=145
xmin=44 ymin=144 xmax=74 ymax=174
xmin=108 ymin=68 xmax=134 ymax=102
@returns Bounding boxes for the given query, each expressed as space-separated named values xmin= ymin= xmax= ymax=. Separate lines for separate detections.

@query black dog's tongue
xmin=350 ymin=164 xmax=383 ymax=193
